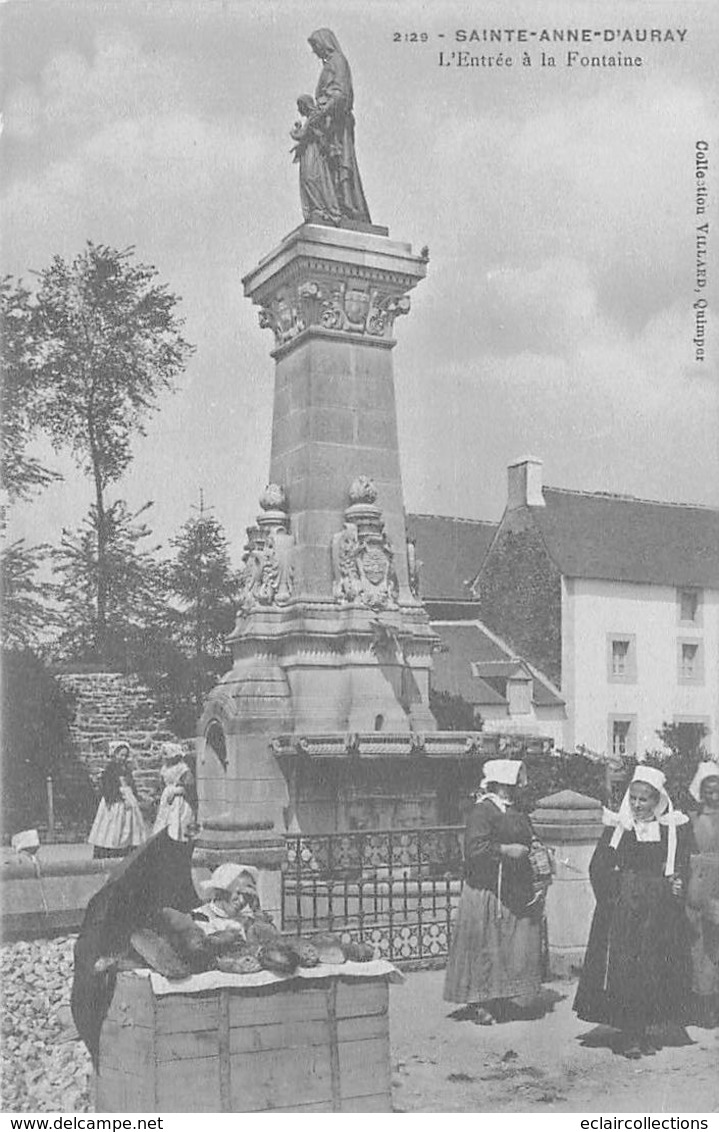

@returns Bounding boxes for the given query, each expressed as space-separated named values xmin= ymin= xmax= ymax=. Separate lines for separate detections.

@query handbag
xmin=528 ymin=835 xmax=554 ymax=894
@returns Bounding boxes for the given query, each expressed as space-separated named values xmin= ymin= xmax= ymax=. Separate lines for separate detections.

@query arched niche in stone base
xmin=204 ymin=720 xmax=228 ymax=772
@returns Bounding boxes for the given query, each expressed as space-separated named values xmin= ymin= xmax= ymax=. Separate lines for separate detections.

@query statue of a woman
xmin=306 ymin=28 xmax=372 ymax=225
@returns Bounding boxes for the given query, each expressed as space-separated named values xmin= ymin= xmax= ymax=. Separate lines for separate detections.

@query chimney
xmin=507 ymin=456 xmax=545 ymax=510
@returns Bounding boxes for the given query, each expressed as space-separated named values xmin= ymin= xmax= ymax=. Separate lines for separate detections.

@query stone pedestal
xmin=199 ymin=223 xmax=450 ymax=837
xmin=531 ymin=789 xmax=603 ymax=977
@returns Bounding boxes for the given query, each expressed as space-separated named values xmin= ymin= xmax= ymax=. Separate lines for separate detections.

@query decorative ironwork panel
xmin=282 ymin=825 xmax=463 ymax=965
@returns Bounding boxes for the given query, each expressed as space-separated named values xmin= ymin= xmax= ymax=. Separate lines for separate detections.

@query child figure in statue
xmin=291 ymin=94 xmax=342 ymax=227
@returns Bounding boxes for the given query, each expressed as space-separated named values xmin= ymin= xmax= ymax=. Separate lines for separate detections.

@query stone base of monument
xmin=531 ymin=790 xmax=603 ymax=977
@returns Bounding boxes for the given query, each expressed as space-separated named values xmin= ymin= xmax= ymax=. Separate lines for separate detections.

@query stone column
xmin=531 ymin=789 xmax=603 ymax=977
xmin=199 ymin=223 xmax=439 ymax=836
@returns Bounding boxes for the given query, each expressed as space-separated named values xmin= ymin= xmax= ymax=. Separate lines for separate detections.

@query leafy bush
xmin=520 ymin=750 xmax=609 ymax=812
xmin=1 ymin=650 xmax=76 ymax=835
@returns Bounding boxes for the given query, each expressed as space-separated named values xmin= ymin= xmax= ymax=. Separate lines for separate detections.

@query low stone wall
xmin=55 ymin=671 xmax=192 ymax=809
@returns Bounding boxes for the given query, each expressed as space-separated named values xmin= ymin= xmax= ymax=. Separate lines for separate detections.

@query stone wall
xmin=55 ymin=671 xmax=192 ymax=810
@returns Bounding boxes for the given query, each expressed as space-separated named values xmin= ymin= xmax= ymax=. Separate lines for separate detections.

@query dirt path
xmin=389 ymin=970 xmax=719 ymax=1113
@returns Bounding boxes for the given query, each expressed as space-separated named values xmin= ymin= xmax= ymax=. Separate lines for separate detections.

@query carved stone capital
xmin=256 ymin=275 xmax=413 ymax=349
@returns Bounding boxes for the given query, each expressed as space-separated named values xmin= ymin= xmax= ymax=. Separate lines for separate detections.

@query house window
xmin=608 ymin=716 xmax=637 ymax=758
xmin=607 ymin=634 xmax=637 ymax=683
xmin=678 ymin=588 xmax=701 ymax=624
xmin=508 ymin=679 xmax=532 ymax=715
xmin=678 ymin=639 xmax=704 ymax=684
xmin=612 ymin=640 xmax=630 ymax=676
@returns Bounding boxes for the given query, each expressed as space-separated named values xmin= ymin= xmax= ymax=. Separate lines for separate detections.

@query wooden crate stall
xmin=95 ymin=970 xmax=393 ymax=1113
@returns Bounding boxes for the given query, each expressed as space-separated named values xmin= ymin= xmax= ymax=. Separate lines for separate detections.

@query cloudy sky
xmin=3 ymin=0 xmax=717 ymax=562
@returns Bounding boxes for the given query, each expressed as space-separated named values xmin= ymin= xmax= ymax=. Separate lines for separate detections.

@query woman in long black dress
xmin=444 ymin=759 xmax=543 ymax=1025
xmin=574 ymin=765 xmax=691 ymax=1058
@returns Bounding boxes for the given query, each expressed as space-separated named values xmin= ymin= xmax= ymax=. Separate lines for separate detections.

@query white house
xmin=476 ymin=458 xmax=719 ymax=757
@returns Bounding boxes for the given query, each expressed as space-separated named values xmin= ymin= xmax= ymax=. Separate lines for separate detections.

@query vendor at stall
xmin=193 ymin=863 xmax=261 ymax=939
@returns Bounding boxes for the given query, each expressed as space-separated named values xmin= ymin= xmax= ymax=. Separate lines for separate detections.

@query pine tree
xmin=51 ymin=500 xmax=167 ymax=668
xmin=163 ymin=499 xmax=241 ymax=727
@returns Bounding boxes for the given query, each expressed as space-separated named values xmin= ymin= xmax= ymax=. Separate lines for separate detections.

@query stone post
xmin=531 ymin=789 xmax=603 ymax=977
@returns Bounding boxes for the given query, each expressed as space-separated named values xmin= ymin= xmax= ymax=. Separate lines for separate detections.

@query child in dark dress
xmin=574 ymin=765 xmax=691 ymax=1058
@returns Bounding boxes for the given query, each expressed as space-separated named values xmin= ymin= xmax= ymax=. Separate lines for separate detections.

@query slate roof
xmin=533 ymin=489 xmax=719 ymax=589
xmin=431 ymin=621 xmax=564 ymax=709
xmin=406 ymin=514 xmax=496 ymax=601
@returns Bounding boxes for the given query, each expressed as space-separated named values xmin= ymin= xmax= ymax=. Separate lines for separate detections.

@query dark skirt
xmin=574 ymin=869 xmax=690 ymax=1030
xmin=444 ymin=885 xmax=542 ymax=1004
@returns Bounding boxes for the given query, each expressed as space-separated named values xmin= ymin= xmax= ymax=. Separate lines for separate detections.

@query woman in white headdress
xmin=574 ymin=765 xmax=692 ymax=1057
xmin=443 ymin=759 xmax=544 ymax=1025
xmin=192 ymin=863 xmax=261 ymax=939
xmin=87 ymin=742 xmax=146 ymax=859
xmin=152 ymin=743 xmax=197 ymax=843
xmin=686 ymin=760 xmax=719 ymax=1027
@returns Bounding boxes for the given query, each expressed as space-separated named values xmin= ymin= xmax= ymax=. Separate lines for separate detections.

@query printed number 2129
xmin=393 ymin=32 xmax=429 ymax=42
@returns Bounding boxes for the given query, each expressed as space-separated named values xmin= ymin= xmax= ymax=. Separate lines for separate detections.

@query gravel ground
xmin=390 ymin=969 xmax=719 ymax=1113
xmin=2 ymin=941 xmax=717 ymax=1114
xmin=1 ymin=937 xmax=92 ymax=1113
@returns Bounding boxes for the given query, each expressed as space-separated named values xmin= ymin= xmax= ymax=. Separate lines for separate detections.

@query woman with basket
xmin=686 ymin=761 xmax=719 ymax=1027
xmin=444 ymin=759 xmax=551 ymax=1025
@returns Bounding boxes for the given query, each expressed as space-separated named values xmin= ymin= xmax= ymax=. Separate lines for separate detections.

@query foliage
xmin=626 ymin=721 xmax=710 ymax=812
xmin=0 ymin=649 xmax=75 ymax=835
xmin=15 ymin=243 xmax=194 ymax=658
xmin=478 ymin=521 xmax=563 ymax=686
xmin=50 ymin=500 xmax=168 ymax=669
xmin=166 ymin=508 xmax=240 ymax=661
xmin=31 ymin=244 xmax=194 ymax=487
xmin=148 ymin=507 xmax=241 ymax=734
xmin=520 ymin=750 xmax=610 ymax=812
xmin=429 ymin=688 xmax=481 ymax=731
xmin=0 ymin=278 xmax=61 ymax=500
xmin=0 ymin=541 xmax=55 ymax=651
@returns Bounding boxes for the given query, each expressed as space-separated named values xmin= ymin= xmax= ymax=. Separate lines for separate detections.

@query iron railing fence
xmin=282 ymin=825 xmax=464 ymax=965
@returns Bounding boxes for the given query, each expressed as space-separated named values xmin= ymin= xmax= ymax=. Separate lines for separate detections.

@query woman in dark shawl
xmin=88 ymin=742 xmax=146 ymax=860
xmin=574 ymin=765 xmax=692 ymax=1058
xmin=444 ymin=759 xmax=544 ymax=1025
xmin=307 ymin=28 xmax=372 ymax=225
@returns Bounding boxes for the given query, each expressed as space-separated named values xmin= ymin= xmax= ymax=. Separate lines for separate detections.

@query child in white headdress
xmin=574 ymin=765 xmax=691 ymax=1057
xmin=686 ymin=760 xmax=719 ymax=1027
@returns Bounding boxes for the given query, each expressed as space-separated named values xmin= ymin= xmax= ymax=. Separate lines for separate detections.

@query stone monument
xmin=197 ymin=31 xmax=483 ymax=858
